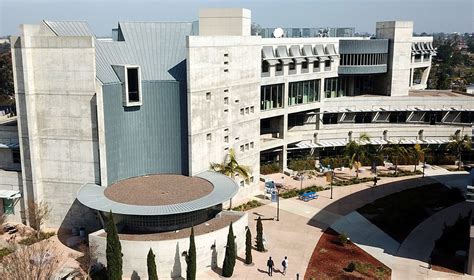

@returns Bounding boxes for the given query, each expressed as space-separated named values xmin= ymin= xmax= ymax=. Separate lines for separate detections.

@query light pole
xmin=422 ymin=161 xmax=426 ymax=178
xmin=276 ymin=186 xmax=280 ymax=221
xmin=299 ymin=173 xmax=304 ymax=191
xmin=330 ymin=169 xmax=333 ymax=199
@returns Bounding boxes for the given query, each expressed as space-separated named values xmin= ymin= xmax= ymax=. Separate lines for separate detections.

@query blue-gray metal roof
xmin=43 ymin=21 xmax=194 ymax=84
xmin=76 ymin=171 xmax=239 ymax=215
xmin=339 ymin=39 xmax=388 ymax=54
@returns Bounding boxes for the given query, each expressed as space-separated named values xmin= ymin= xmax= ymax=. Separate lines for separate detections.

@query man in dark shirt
xmin=267 ymin=256 xmax=274 ymax=276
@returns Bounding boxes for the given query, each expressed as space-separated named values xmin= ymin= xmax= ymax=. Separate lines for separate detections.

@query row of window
xmin=262 ymin=60 xmax=331 ymax=73
xmin=340 ymin=53 xmax=387 ymax=66
xmin=239 ymin=176 xmax=255 ymax=187
xmin=240 ymin=142 xmax=255 ymax=152
xmin=240 ymin=106 xmax=255 ymax=115
xmin=261 ymin=80 xmax=321 ymax=110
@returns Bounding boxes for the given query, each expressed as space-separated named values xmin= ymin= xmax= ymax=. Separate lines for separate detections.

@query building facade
xmin=0 ymin=8 xmax=472 ymax=229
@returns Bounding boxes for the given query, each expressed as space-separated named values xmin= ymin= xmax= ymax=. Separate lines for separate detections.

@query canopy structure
xmin=76 ymin=171 xmax=239 ymax=216
xmin=302 ymin=45 xmax=318 ymax=62
xmin=325 ymin=44 xmax=339 ymax=61
xmin=314 ymin=45 xmax=329 ymax=61
xmin=262 ymin=46 xmax=280 ymax=66
xmin=295 ymin=138 xmax=451 ymax=149
xmin=0 ymin=190 xmax=21 ymax=199
xmin=275 ymin=46 xmax=294 ymax=64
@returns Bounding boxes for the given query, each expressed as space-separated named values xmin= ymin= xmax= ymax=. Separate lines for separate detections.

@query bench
xmin=298 ymin=191 xmax=319 ymax=202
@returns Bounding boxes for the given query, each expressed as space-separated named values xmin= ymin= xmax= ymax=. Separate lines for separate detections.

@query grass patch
xmin=378 ymin=170 xmax=423 ymax=177
xmin=279 ymin=185 xmax=328 ymax=199
xmin=332 ymin=176 xmax=373 ymax=186
xmin=358 ymin=183 xmax=464 ymax=242
xmin=0 ymin=247 xmax=14 ymax=260
xmin=232 ymin=200 xmax=263 ymax=211
xmin=18 ymin=231 xmax=56 ymax=246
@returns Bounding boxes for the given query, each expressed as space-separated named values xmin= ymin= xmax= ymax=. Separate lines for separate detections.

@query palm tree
xmin=344 ymin=133 xmax=371 ymax=178
xmin=447 ymin=134 xmax=472 ymax=170
xmin=383 ymin=140 xmax=408 ymax=175
xmin=210 ymin=148 xmax=251 ymax=179
xmin=410 ymin=143 xmax=429 ymax=172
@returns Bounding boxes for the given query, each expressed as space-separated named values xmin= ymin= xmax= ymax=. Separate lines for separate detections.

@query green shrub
xmin=232 ymin=200 xmax=263 ymax=211
xmin=0 ymin=247 xmax=14 ymax=260
xmin=279 ymin=185 xmax=327 ymax=199
xmin=346 ymin=261 xmax=356 ymax=272
xmin=338 ymin=233 xmax=349 ymax=246
xmin=332 ymin=177 xmax=373 ymax=186
xmin=288 ymin=158 xmax=315 ymax=171
xmin=260 ymin=163 xmax=281 ymax=175
xmin=18 ymin=231 xmax=56 ymax=246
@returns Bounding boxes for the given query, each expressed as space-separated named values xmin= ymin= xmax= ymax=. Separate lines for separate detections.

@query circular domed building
xmin=77 ymin=171 xmax=248 ymax=278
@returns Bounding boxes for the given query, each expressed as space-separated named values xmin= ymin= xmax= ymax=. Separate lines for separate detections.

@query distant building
xmin=259 ymin=27 xmax=355 ymax=38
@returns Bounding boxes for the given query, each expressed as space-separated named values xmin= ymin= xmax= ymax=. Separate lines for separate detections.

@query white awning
xmin=289 ymin=45 xmax=306 ymax=63
xmin=411 ymin=43 xmax=420 ymax=55
xmin=325 ymin=44 xmax=339 ymax=61
xmin=276 ymin=46 xmax=293 ymax=64
xmin=302 ymin=45 xmax=318 ymax=62
xmin=262 ymin=46 xmax=280 ymax=66
xmin=0 ymin=190 xmax=21 ymax=199
xmin=314 ymin=45 xmax=329 ymax=61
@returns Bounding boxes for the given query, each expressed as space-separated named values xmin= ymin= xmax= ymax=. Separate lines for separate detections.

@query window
xmin=224 ymin=136 xmax=229 ymax=143
xmin=224 ymin=128 xmax=229 ymax=132
xmin=250 ymin=142 xmax=254 ymax=149
xmin=313 ymin=61 xmax=319 ymax=69
xmin=276 ymin=63 xmax=283 ymax=72
xmin=324 ymin=77 xmax=347 ymax=98
xmin=240 ymin=108 xmax=244 ymax=115
xmin=224 ymin=53 xmax=229 ymax=57
xmin=206 ymin=92 xmax=211 ymax=100
xmin=224 ymin=89 xmax=229 ymax=93
xmin=224 ymin=109 xmax=228 ymax=113
xmin=240 ymin=181 xmax=244 ymax=187
xmin=224 ymin=61 xmax=229 ymax=65
xmin=288 ymin=79 xmax=320 ymax=106
xmin=302 ymin=61 xmax=308 ymax=69
xmin=245 ymin=143 xmax=249 ymax=150
xmin=324 ymin=60 xmax=331 ymax=69
xmin=235 ymin=137 xmax=240 ymax=141
xmin=235 ymin=99 xmax=239 ymax=103
xmin=261 ymin=83 xmax=284 ymax=110
xmin=240 ymin=145 xmax=244 ymax=152
xmin=250 ymin=176 xmax=254 ymax=183
xmin=262 ymin=61 xmax=269 ymax=73
xmin=289 ymin=62 xmax=296 ymax=70
xmin=322 ymin=113 xmax=338 ymax=124
xmin=3 ymin=199 xmax=14 ymax=215
xmin=127 ymin=68 xmax=140 ymax=103
xmin=206 ymin=133 xmax=212 ymax=141
xmin=245 ymin=107 xmax=249 ymax=114
xmin=224 ymin=97 xmax=229 ymax=104
xmin=12 ymin=150 xmax=20 ymax=164
xmin=250 ymin=106 xmax=254 ymax=113
xmin=224 ymin=69 xmax=229 ymax=72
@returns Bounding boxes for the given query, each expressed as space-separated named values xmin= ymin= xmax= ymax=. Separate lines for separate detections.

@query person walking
xmin=373 ymin=176 xmax=378 ymax=188
xmin=267 ymin=256 xmax=274 ymax=276
xmin=281 ymin=256 xmax=288 ymax=275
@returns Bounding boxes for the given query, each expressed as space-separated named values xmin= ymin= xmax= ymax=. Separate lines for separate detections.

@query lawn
xmin=431 ymin=211 xmax=471 ymax=274
xmin=357 ymin=183 xmax=464 ymax=243
xmin=305 ymin=228 xmax=391 ymax=280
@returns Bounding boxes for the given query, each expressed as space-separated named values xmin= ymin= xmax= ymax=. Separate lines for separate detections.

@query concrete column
xmin=409 ymin=68 xmax=414 ymax=87
xmin=320 ymin=78 xmax=325 ymax=102
xmin=468 ymin=225 xmax=474 ymax=275
xmin=421 ymin=66 xmax=431 ymax=88
xmin=281 ymin=144 xmax=288 ymax=170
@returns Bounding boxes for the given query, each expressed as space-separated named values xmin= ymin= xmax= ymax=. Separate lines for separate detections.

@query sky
xmin=0 ymin=0 xmax=472 ymax=37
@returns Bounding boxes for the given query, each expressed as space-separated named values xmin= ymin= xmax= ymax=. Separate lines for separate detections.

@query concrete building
xmin=1 ymin=7 xmax=473 ymax=239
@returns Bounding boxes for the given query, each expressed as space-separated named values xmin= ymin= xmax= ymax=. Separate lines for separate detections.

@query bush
xmin=338 ymin=233 xmax=349 ymax=246
xmin=260 ymin=163 xmax=281 ymax=175
xmin=346 ymin=261 xmax=356 ymax=272
xmin=378 ymin=170 xmax=422 ymax=178
xmin=320 ymin=157 xmax=349 ymax=169
xmin=279 ymin=185 xmax=328 ymax=199
xmin=0 ymin=247 xmax=14 ymax=260
xmin=232 ymin=200 xmax=263 ymax=211
xmin=288 ymin=158 xmax=315 ymax=171
xmin=332 ymin=177 xmax=373 ymax=186
xmin=18 ymin=231 xmax=56 ymax=246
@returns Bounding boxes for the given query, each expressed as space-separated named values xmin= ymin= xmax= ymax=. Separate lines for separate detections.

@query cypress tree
xmin=147 ymin=248 xmax=158 ymax=280
xmin=186 ymin=227 xmax=196 ymax=280
xmin=222 ymin=222 xmax=236 ymax=277
xmin=106 ymin=211 xmax=122 ymax=280
xmin=256 ymin=216 xmax=265 ymax=252
xmin=245 ymin=227 xmax=252 ymax=264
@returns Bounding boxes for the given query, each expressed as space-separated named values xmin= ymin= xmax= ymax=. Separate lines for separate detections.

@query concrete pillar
xmin=320 ymin=78 xmax=325 ymax=102
xmin=281 ymin=144 xmax=288 ymax=170
xmin=468 ymin=225 xmax=474 ymax=275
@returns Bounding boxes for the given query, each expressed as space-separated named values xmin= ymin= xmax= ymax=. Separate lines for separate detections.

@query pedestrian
xmin=373 ymin=176 xmax=378 ymax=188
xmin=267 ymin=256 xmax=274 ymax=276
xmin=281 ymin=256 xmax=288 ymax=275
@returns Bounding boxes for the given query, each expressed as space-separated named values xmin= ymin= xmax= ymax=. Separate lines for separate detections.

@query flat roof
xmin=104 ymin=174 xmax=213 ymax=206
xmin=77 ymin=171 xmax=239 ymax=216
xmin=408 ymin=90 xmax=473 ymax=98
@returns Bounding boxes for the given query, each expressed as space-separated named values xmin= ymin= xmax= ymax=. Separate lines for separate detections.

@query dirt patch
xmin=104 ymin=174 xmax=213 ymax=205
xmin=305 ymin=228 xmax=391 ymax=280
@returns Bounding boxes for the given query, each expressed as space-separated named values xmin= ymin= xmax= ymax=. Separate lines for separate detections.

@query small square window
xmin=245 ymin=143 xmax=249 ymax=150
xmin=240 ymin=181 xmax=244 ymax=187
xmin=224 ymin=128 xmax=229 ymax=132
xmin=250 ymin=106 xmax=254 ymax=113
xmin=206 ymin=92 xmax=211 ymax=100
xmin=224 ymin=69 xmax=229 ymax=72
xmin=224 ymin=136 xmax=229 ymax=143
xmin=206 ymin=133 xmax=212 ymax=141
xmin=314 ymin=61 xmax=319 ymax=68
xmin=240 ymin=108 xmax=244 ymax=115
xmin=325 ymin=60 xmax=331 ymax=68
xmin=250 ymin=176 xmax=254 ymax=183
xmin=289 ymin=62 xmax=296 ymax=70
xmin=240 ymin=145 xmax=244 ymax=152
xmin=224 ymin=97 xmax=229 ymax=104
xmin=3 ymin=198 xmax=14 ymax=215
xmin=224 ymin=89 xmax=229 ymax=93
xmin=250 ymin=142 xmax=254 ymax=149
xmin=235 ymin=137 xmax=239 ymax=141
xmin=224 ymin=147 xmax=229 ymax=151
xmin=245 ymin=107 xmax=249 ymax=114
xmin=235 ymin=99 xmax=239 ymax=103
xmin=224 ymin=61 xmax=229 ymax=65
xmin=224 ymin=53 xmax=229 ymax=57
xmin=302 ymin=61 xmax=308 ymax=69
xmin=224 ymin=109 xmax=228 ymax=113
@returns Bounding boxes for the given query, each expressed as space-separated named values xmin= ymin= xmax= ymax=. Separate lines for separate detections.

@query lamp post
xmin=299 ymin=173 xmax=304 ymax=191
xmin=422 ymin=161 xmax=426 ymax=178
xmin=330 ymin=169 xmax=334 ymax=199
xmin=276 ymin=186 xmax=280 ymax=221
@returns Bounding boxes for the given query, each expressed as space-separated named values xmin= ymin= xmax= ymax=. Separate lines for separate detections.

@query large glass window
xmin=3 ymin=199 xmax=14 ymax=215
xmin=324 ymin=77 xmax=348 ymax=98
xmin=288 ymin=79 xmax=320 ymax=106
xmin=261 ymin=84 xmax=284 ymax=110
xmin=322 ymin=113 xmax=338 ymax=124
xmin=127 ymin=68 xmax=140 ymax=102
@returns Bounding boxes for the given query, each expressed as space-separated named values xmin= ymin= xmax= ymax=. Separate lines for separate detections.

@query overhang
xmin=76 ymin=171 xmax=239 ymax=216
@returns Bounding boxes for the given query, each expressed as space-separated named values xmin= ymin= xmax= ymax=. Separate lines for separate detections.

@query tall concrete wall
xmin=376 ymin=21 xmax=413 ymax=97
xmin=90 ymin=212 xmax=248 ymax=279
xmin=187 ymin=36 xmax=261 ymax=203
xmin=199 ymin=8 xmax=251 ymax=36
xmin=11 ymin=26 xmax=99 ymax=228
